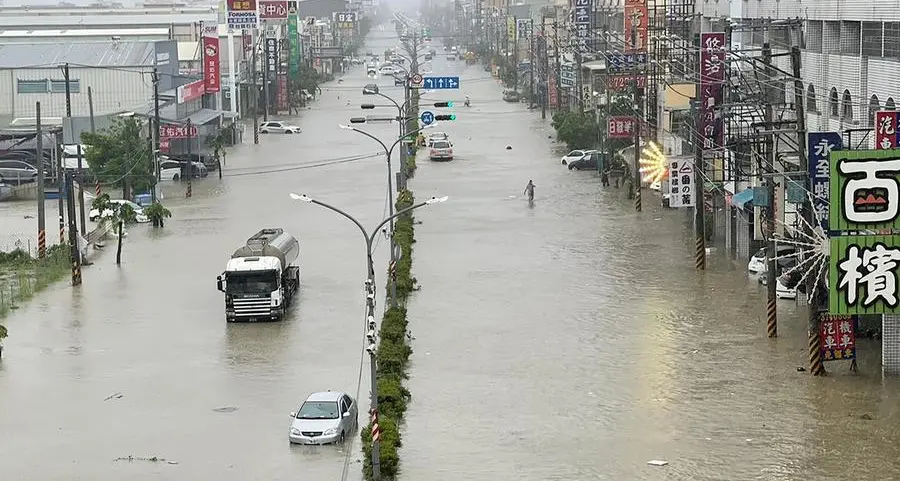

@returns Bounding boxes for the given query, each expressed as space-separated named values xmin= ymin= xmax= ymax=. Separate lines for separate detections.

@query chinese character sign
xmin=573 ymin=0 xmax=592 ymax=53
xmin=668 ymin=158 xmax=695 ymax=208
xmin=623 ymin=0 xmax=647 ymax=53
xmin=807 ymin=132 xmax=842 ymax=232
xmin=160 ymin=124 xmax=199 ymax=139
xmin=259 ymin=0 xmax=288 ymax=20
xmin=516 ymin=19 xmax=531 ymax=39
xmin=276 ymin=73 xmax=288 ymax=111
xmin=607 ymin=116 xmax=636 ymax=138
xmin=507 ymin=17 xmax=515 ymax=41
xmin=334 ymin=11 xmax=356 ymax=29
xmin=829 ymin=149 xmax=900 ymax=231
xmin=875 ymin=111 xmax=899 ymax=150
xmin=227 ymin=0 xmax=258 ymax=29
xmin=288 ymin=13 xmax=299 ymax=77
xmin=604 ymin=53 xmax=648 ymax=73
xmin=265 ymin=37 xmax=278 ymax=79
xmin=699 ymin=32 xmax=725 ymax=153
xmin=830 ymin=235 xmax=900 ymax=314
xmin=201 ymin=22 xmax=220 ymax=93
xmin=818 ymin=314 xmax=857 ymax=361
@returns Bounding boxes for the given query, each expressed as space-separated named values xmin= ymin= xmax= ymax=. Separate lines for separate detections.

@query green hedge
xmin=361 ymin=189 xmax=417 ymax=481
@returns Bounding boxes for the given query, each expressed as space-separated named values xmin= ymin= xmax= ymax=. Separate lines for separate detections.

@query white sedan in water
xmin=89 ymin=199 xmax=150 ymax=223
xmin=561 ymin=150 xmax=588 ymax=165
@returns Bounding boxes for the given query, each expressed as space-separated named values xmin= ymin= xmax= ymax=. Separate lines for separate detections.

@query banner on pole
xmin=623 ymin=0 xmax=647 ymax=53
xmin=201 ymin=22 xmax=220 ymax=93
xmin=699 ymin=32 xmax=726 ymax=153
xmin=226 ymin=0 xmax=258 ymax=30
xmin=288 ymin=13 xmax=299 ymax=77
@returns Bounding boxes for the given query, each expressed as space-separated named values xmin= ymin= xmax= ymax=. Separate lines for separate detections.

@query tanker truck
xmin=216 ymin=228 xmax=301 ymax=321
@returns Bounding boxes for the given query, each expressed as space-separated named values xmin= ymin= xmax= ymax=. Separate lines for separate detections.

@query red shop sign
xmin=160 ymin=124 xmax=199 ymax=139
xmin=177 ymin=79 xmax=205 ymax=103
xmin=606 ymin=74 xmax=646 ymax=91
xmin=202 ymin=22 xmax=220 ymax=93
xmin=819 ymin=314 xmax=856 ymax=362
xmin=607 ymin=116 xmax=637 ymax=138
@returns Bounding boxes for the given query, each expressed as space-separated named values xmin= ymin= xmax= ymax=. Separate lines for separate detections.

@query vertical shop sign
xmin=807 ymin=132 xmax=842 ymax=231
xmin=875 ymin=111 xmax=899 ymax=150
xmin=668 ymin=158 xmax=696 ymax=208
xmin=226 ymin=0 xmax=258 ymax=30
xmin=623 ymin=0 xmax=647 ymax=53
xmin=288 ymin=12 xmax=299 ymax=77
xmin=819 ymin=314 xmax=857 ymax=361
xmin=265 ymin=37 xmax=278 ymax=80
xmin=699 ymin=32 xmax=726 ymax=153
xmin=573 ymin=0 xmax=592 ymax=53
xmin=201 ymin=22 xmax=220 ymax=93
xmin=277 ymin=73 xmax=289 ymax=111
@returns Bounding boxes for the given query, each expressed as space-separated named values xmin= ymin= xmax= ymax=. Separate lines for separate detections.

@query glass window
xmin=225 ymin=271 xmax=278 ymax=294
xmin=50 ymin=79 xmax=80 ymax=93
xmin=861 ymin=22 xmax=883 ymax=57
xmin=295 ymin=401 xmax=339 ymax=419
xmin=17 ymin=79 xmax=48 ymax=93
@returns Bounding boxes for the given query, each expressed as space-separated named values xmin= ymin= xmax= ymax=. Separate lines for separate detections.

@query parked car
xmin=426 ymin=132 xmax=449 ymax=147
xmin=0 ymin=159 xmax=43 ymax=185
xmin=89 ymin=199 xmax=150 ymax=223
xmin=363 ymin=83 xmax=379 ymax=94
xmin=379 ymin=65 xmax=395 ymax=75
xmin=259 ymin=121 xmax=301 ymax=134
xmin=447 ymin=53 xmax=457 ymax=60
xmin=424 ymin=52 xmax=434 ymax=61
xmin=159 ymin=159 xmax=207 ymax=180
xmin=366 ymin=65 xmax=377 ymax=76
xmin=164 ymin=153 xmax=217 ymax=172
xmin=429 ymin=140 xmax=454 ymax=161
xmin=568 ymin=151 xmax=600 ymax=170
xmin=394 ymin=77 xmax=406 ymax=86
xmin=748 ymin=244 xmax=797 ymax=274
xmin=561 ymin=150 xmax=590 ymax=165
xmin=288 ymin=391 xmax=358 ymax=445
xmin=503 ymin=89 xmax=520 ymax=102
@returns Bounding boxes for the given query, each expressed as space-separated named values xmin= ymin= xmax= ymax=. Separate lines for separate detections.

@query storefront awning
xmin=731 ymin=188 xmax=754 ymax=210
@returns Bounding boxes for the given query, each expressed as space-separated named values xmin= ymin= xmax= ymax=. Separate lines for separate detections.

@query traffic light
xmin=433 ymin=101 xmax=454 ymax=107
xmin=434 ymin=114 xmax=456 ymax=121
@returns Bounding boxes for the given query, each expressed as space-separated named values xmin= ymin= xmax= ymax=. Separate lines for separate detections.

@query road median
xmin=361 ymin=187 xmax=417 ymax=480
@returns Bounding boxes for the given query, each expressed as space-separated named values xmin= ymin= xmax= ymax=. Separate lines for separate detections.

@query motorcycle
xmin=464 ymin=98 xmax=471 ymax=107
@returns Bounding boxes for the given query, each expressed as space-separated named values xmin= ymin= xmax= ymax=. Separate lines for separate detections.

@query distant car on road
xmin=89 ymin=199 xmax=150 ymax=223
xmin=363 ymin=83 xmax=379 ymax=94
xmin=379 ymin=65 xmax=395 ymax=75
xmin=259 ymin=121 xmax=301 ymax=134
xmin=426 ymin=132 xmax=449 ymax=147
xmin=561 ymin=150 xmax=590 ymax=165
xmin=289 ymin=391 xmax=358 ymax=445
xmin=748 ymin=245 xmax=797 ymax=274
xmin=503 ymin=89 xmax=520 ymax=102
xmin=159 ymin=159 xmax=207 ymax=181
xmin=429 ymin=140 xmax=454 ymax=161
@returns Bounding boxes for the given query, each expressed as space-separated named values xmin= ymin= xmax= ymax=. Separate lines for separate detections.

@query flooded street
xmin=2 ymin=29 xmax=900 ymax=481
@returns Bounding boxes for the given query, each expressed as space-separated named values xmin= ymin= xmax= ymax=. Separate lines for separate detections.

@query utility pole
xmin=87 ymin=86 xmax=96 ymax=133
xmin=65 ymin=170 xmax=81 ymax=286
xmin=152 ymin=68 xmax=162 ymax=211
xmin=575 ymin=51 xmax=583 ymax=112
xmin=263 ymin=30 xmax=271 ymax=122
xmin=252 ymin=28 xmax=260 ymax=145
xmin=693 ymin=32 xmax=705 ymax=269
xmin=762 ymin=42 xmax=777 ymax=338
xmin=186 ymin=119 xmax=193 ymax=199
xmin=553 ymin=21 xmax=561 ymax=110
xmin=63 ymin=63 xmax=87 ymax=236
xmin=631 ymin=27 xmax=641 ymax=211
xmin=365 ymin=273 xmax=381 ymax=481
xmin=539 ymin=18 xmax=547 ymax=119
xmin=528 ymin=20 xmax=534 ymax=110
xmin=35 ymin=102 xmax=46 ymax=259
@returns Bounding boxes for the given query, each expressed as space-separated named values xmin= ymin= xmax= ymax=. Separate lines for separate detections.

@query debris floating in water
xmin=213 ymin=406 xmax=239 ymax=413
xmin=114 ymin=455 xmax=177 ymax=465
xmin=647 ymin=460 xmax=668 ymax=466
xmin=103 ymin=392 xmax=123 ymax=401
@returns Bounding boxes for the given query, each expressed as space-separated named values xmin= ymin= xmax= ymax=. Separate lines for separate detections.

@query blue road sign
xmin=420 ymin=110 xmax=435 ymax=125
xmin=422 ymin=76 xmax=460 ymax=90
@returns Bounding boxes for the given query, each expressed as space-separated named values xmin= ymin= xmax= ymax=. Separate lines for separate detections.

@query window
xmin=841 ymin=89 xmax=853 ymax=120
xmin=16 ymin=79 xmax=48 ymax=93
xmin=869 ymin=95 xmax=880 ymax=126
xmin=829 ymin=88 xmax=839 ymax=117
xmin=50 ymin=79 xmax=80 ymax=93
xmin=887 ymin=97 xmax=897 ymax=110
xmin=886 ymin=23 xmax=900 ymax=58
xmin=840 ymin=21 xmax=861 ymax=55
xmin=862 ymin=22 xmax=883 ymax=57
xmin=806 ymin=85 xmax=818 ymax=112
xmin=806 ymin=20 xmax=823 ymax=53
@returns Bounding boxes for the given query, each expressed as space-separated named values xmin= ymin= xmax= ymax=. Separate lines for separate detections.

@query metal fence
xmin=0 ymin=233 xmax=36 ymax=257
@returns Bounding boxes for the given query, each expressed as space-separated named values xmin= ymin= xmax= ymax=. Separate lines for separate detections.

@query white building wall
xmin=0 ymin=67 xmax=153 ymax=120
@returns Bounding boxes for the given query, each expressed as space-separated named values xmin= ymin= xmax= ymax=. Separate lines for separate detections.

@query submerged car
xmin=289 ymin=391 xmax=358 ymax=445
xmin=561 ymin=150 xmax=589 ymax=165
xmin=568 ymin=151 xmax=601 ymax=170
xmin=89 ymin=199 xmax=150 ymax=223
xmin=426 ymin=132 xmax=449 ymax=146
xmin=259 ymin=121 xmax=301 ymax=134
xmin=429 ymin=140 xmax=453 ymax=161
xmin=748 ymin=245 xmax=797 ymax=274
xmin=363 ymin=83 xmax=379 ymax=94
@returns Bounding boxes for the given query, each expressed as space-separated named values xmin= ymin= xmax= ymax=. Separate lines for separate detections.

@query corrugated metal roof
xmin=0 ymin=28 xmax=170 ymax=38
xmin=0 ymin=13 xmax=216 ymax=27
xmin=0 ymin=41 xmax=157 ymax=68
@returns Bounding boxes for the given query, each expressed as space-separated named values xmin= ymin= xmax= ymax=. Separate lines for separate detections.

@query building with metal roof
xmin=0 ymin=28 xmax=172 ymax=43
xmin=0 ymin=40 xmax=181 ymax=126
xmin=0 ymin=7 xmax=217 ymax=41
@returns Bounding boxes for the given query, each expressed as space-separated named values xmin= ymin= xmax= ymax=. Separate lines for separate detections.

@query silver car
xmin=259 ymin=121 xmax=301 ymax=134
xmin=289 ymin=391 xmax=358 ymax=445
xmin=0 ymin=159 xmax=39 ymax=185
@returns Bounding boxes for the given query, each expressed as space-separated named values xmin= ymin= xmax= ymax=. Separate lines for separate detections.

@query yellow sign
xmin=507 ymin=17 xmax=515 ymax=39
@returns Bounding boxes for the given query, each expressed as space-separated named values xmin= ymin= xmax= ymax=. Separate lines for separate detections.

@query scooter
xmin=464 ymin=98 xmax=471 ymax=107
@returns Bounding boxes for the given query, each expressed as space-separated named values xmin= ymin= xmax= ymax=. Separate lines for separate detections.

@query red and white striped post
xmin=370 ymin=408 xmax=381 ymax=442
xmin=95 ymin=182 xmax=101 ymax=197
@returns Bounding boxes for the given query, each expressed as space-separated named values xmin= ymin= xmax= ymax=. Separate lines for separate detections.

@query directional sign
xmin=422 ymin=76 xmax=460 ymax=90
xmin=420 ymin=111 xmax=435 ymax=125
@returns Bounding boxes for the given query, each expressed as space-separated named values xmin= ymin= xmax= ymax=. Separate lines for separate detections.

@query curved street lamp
xmin=288 ymin=192 xmax=447 ymax=481
xmin=338 ymin=123 xmax=435 ymax=308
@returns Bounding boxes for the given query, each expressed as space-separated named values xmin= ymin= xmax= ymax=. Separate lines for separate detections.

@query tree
xmin=143 ymin=202 xmax=172 ymax=228
xmin=82 ymin=117 xmax=154 ymax=199
xmin=551 ymin=111 xmax=600 ymax=150
xmin=207 ymin=128 xmax=228 ymax=175
xmin=91 ymin=194 xmax=137 ymax=265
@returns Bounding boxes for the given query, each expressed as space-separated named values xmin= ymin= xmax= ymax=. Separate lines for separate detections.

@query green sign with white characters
xmin=829 ymin=148 xmax=900 ymax=232
xmin=288 ymin=14 xmax=299 ymax=77
xmin=830 ymin=234 xmax=900 ymax=315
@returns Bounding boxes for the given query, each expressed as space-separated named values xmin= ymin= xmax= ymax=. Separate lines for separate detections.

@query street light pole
xmin=288 ymin=192 xmax=448 ymax=481
xmin=339 ymin=123 xmax=435 ymax=309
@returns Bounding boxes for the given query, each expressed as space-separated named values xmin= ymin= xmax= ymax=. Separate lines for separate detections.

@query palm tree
xmin=144 ymin=202 xmax=172 ymax=228
xmin=91 ymin=194 xmax=137 ymax=265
